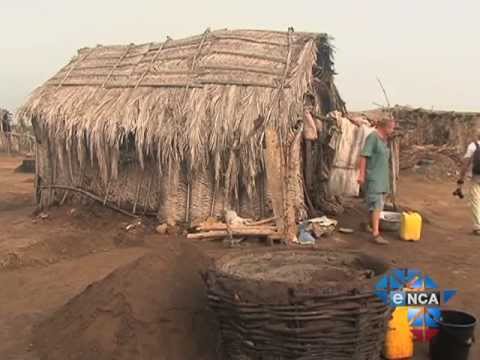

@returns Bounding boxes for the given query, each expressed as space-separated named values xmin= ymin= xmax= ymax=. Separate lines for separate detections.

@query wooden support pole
xmin=304 ymin=140 xmax=313 ymax=193
xmin=210 ymin=181 xmax=217 ymax=217
xmin=34 ymin=143 xmax=40 ymax=204
xmin=132 ymin=180 xmax=142 ymax=214
xmin=185 ymin=181 xmax=191 ymax=224
xmin=259 ymin=175 xmax=265 ymax=218
xmin=285 ymin=128 xmax=303 ymax=243
xmin=103 ymin=180 xmax=111 ymax=206
xmin=143 ymin=175 xmax=153 ymax=215
xmin=264 ymin=128 xmax=285 ymax=233
xmin=163 ymin=163 xmax=179 ymax=226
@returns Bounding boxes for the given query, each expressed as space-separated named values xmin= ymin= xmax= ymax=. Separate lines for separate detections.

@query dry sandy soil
xmin=0 ymin=154 xmax=478 ymax=359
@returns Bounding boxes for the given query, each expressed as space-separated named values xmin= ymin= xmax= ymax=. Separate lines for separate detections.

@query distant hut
xmin=0 ymin=108 xmax=12 ymax=132
xmin=17 ymin=29 xmax=347 ymax=235
xmin=0 ymin=108 xmax=13 ymax=153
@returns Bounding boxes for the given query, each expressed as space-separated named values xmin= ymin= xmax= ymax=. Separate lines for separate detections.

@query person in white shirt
xmin=459 ymin=131 xmax=480 ymax=235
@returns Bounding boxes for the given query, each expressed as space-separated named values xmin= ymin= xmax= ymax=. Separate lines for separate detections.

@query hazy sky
xmin=1 ymin=0 xmax=479 ymax=112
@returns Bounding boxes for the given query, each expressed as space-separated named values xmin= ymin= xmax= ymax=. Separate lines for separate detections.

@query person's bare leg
xmin=371 ymin=209 xmax=389 ymax=244
xmin=363 ymin=213 xmax=372 ymax=232
xmin=372 ymin=210 xmax=381 ymax=237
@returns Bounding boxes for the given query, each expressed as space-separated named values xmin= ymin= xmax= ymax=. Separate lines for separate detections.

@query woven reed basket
xmin=203 ymin=249 xmax=391 ymax=360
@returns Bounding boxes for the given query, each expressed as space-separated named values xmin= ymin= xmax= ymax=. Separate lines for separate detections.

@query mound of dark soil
xmin=33 ymin=241 xmax=218 ymax=360
xmin=219 ymin=251 xmax=375 ymax=284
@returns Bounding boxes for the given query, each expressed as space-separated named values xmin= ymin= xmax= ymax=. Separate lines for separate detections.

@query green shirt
xmin=361 ymin=131 xmax=391 ymax=194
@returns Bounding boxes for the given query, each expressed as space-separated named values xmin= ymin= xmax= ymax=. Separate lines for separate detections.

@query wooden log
xmin=195 ymin=223 xmax=277 ymax=232
xmin=187 ymin=228 xmax=278 ymax=240
xmin=246 ymin=216 xmax=276 ymax=226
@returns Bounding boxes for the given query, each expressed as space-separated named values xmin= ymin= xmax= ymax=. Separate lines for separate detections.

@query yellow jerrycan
xmin=400 ymin=212 xmax=422 ymax=241
xmin=384 ymin=306 xmax=414 ymax=359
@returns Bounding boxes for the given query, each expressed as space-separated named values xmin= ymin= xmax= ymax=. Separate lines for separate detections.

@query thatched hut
xmin=0 ymin=108 xmax=13 ymax=153
xmin=1 ymin=108 xmax=35 ymax=154
xmin=18 ymin=28 xmax=346 ymax=232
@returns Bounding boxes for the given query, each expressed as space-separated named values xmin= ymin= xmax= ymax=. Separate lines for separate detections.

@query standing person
xmin=458 ymin=130 xmax=480 ymax=235
xmin=357 ymin=117 xmax=396 ymax=245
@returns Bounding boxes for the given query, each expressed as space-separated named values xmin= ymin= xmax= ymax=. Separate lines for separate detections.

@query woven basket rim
xmin=204 ymin=248 xmax=390 ymax=304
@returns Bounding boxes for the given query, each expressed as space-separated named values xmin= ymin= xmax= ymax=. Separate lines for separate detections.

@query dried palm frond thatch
xmin=18 ymin=28 xmax=343 ymax=223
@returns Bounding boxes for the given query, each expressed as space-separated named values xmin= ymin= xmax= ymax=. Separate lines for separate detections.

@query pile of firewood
xmin=187 ymin=214 xmax=279 ymax=241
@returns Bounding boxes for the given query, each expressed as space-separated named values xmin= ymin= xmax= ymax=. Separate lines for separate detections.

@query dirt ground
xmin=0 ymin=153 xmax=478 ymax=360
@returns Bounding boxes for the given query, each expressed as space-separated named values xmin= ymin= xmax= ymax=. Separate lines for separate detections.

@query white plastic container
xmin=380 ymin=211 xmax=401 ymax=232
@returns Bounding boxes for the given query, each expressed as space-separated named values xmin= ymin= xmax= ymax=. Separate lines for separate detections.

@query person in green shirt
xmin=357 ymin=117 xmax=396 ymax=245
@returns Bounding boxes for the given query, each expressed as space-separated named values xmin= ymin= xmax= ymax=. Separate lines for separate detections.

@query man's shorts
xmin=366 ymin=193 xmax=385 ymax=212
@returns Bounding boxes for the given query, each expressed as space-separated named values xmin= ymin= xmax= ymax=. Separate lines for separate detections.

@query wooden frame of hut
xmin=17 ymin=29 xmax=345 ymax=237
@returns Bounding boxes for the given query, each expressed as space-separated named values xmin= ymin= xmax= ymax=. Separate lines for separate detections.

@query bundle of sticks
xmin=186 ymin=216 xmax=279 ymax=240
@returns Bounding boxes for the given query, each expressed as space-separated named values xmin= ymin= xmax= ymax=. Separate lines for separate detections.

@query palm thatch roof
xmin=18 ymin=29 xmax=340 ymax=189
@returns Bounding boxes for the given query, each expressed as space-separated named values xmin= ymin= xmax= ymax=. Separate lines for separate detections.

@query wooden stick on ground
xmin=187 ymin=228 xmax=277 ymax=240
xmin=245 ymin=216 xmax=276 ymax=226
xmin=195 ymin=224 xmax=277 ymax=232
xmin=41 ymin=185 xmax=137 ymax=218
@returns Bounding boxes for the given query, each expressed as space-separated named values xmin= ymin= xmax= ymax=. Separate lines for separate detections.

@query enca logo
xmin=390 ymin=291 xmax=442 ymax=307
